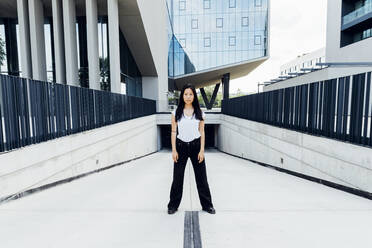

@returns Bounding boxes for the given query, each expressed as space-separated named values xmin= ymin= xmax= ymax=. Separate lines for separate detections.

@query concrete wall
xmin=4 ymin=112 xmax=371 ymax=201
xmin=156 ymin=112 xmax=221 ymax=125
xmin=142 ymin=76 xmax=168 ymax=112
xmin=218 ymin=114 xmax=372 ymax=194
xmin=0 ymin=115 xmax=158 ymax=200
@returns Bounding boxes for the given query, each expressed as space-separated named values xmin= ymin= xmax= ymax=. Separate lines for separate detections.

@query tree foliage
xmin=168 ymin=90 xmax=180 ymax=106
xmin=234 ymin=88 xmax=245 ymax=97
xmin=168 ymin=85 xmax=222 ymax=109
xmin=197 ymin=85 xmax=222 ymax=108
xmin=99 ymin=57 xmax=110 ymax=91
xmin=0 ymin=36 xmax=5 ymax=67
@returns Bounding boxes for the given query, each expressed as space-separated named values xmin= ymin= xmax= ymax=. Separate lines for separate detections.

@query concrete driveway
xmin=0 ymin=149 xmax=371 ymax=247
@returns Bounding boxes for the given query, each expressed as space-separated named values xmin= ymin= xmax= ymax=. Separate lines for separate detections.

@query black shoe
xmin=202 ymin=207 xmax=216 ymax=214
xmin=168 ymin=208 xmax=177 ymax=214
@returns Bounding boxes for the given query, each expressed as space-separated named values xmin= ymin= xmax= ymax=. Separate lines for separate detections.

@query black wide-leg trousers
xmin=167 ymin=137 xmax=214 ymax=210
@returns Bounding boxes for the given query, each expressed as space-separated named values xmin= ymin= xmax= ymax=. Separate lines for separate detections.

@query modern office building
xmin=0 ymin=0 xmax=269 ymax=112
xmin=327 ymin=0 xmax=372 ymax=62
xmin=167 ymin=0 xmax=269 ymax=97
xmin=264 ymin=0 xmax=372 ymax=91
xmin=0 ymin=0 xmax=169 ymax=111
xmin=279 ymin=48 xmax=325 ymax=77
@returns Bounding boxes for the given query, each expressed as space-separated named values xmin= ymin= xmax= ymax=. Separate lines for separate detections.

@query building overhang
xmin=0 ymin=1 xmax=17 ymax=17
xmin=169 ymin=56 xmax=269 ymax=90
xmin=118 ymin=0 xmax=157 ymax=77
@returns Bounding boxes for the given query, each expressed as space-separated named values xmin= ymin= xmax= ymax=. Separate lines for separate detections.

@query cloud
xmin=230 ymin=0 xmax=327 ymax=94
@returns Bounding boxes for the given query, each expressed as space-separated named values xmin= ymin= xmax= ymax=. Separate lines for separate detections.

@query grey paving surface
xmin=0 ymin=149 xmax=372 ymax=247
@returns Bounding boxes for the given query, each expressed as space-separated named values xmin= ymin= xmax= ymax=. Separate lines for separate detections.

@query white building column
xmin=17 ymin=0 xmax=32 ymax=79
xmin=52 ymin=0 xmax=66 ymax=84
xmin=28 ymin=0 xmax=47 ymax=81
xmin=86 ymin=0 xmax=100 ymax=90
xmin=143 ymin=76 xmax=168 ymax=112
xmin=108 ymin=0 xmax=121 ymax=94
xmin=62 ymin=0 xmax=79 ymax=86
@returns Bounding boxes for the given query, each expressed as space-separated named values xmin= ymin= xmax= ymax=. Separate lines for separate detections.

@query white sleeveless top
xmin=172 ymin=109 xmax=206 ymax=142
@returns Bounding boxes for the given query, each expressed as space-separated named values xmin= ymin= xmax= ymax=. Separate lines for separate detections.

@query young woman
xmin=167 ymin=84 xmax=215 ymax=215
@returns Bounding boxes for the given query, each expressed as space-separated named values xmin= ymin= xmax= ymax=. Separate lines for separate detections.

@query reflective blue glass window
xmin=254 ymin=35 xmax=261 ymax=45
xmin=204 ymin=37 xmax=211 ymax=47
xmin=180 ymin=38 xmax=186 ymax=48
xmin=229 ymin=36 xmax=236 ymax=46
xmin=255 ymin=0 xmax=262 ymax=7
xmin=229 ymin=0 xmax=236 ymax=8
xmin=362 ymin=28 xmax=372 ymax=39
xmin=191 ymin=19 xmax=198 ymax=29
xmin=204 ymin=0 xmax=211 ymax=9
xmin=180 ymin=1 xmax=186 ymax=10
xmin=242 ymin=17 xmax=249 ymax=27
xmin=216 ymin=18 xmax=223 ymax=28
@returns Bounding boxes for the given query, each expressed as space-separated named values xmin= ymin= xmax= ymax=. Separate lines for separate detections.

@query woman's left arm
xmin=198 ymin=118 xmax=205 ymax=163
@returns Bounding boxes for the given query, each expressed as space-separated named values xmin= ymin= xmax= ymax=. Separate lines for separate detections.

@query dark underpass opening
xmin=159 ymin=124 xmax=217 ymax=149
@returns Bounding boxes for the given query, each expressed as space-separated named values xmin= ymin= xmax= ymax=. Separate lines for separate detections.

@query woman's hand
xmin=172 ymin=150 xmax=179 ymax=163
xmin=198 ymin=150 xmax=204 ymax=163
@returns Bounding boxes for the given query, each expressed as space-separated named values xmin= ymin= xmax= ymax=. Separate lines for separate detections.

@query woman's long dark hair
xmin=175 ymin=84 xmax=203 ymax=122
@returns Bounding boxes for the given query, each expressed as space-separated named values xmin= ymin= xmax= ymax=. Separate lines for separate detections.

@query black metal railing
xmin=0 ymin=74 xmax=156 ymax=152
xmin=222 ymin=71 xmax=372 ymax=148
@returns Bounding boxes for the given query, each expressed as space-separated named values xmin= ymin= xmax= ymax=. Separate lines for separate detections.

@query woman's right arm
xmin=171 ymin=113 xmax=178 ymax=162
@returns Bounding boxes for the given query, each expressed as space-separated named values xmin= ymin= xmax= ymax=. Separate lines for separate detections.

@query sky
xmin=230 ymin=0 xmax=328 ymax=94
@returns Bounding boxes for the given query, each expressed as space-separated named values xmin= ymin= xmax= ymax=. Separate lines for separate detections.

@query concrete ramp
xmin=0 ymin=149 xmax=371 ymax=247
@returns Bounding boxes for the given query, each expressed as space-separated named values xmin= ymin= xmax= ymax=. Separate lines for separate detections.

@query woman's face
xmin=183 ymin=88 xmax=194 ymax=105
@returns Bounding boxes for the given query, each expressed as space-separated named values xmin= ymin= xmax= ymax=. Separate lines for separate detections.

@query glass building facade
xmin=120 ymin=30 xmax=143 ymax=97
xmin=341 ymin=0 xmax=372 ymax=47
xmin=167 ymin=0 xmax=269 ymax=78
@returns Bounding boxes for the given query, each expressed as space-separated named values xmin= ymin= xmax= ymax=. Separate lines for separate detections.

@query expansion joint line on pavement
xmin=184 ymin=211 xmax=202 ymax=248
